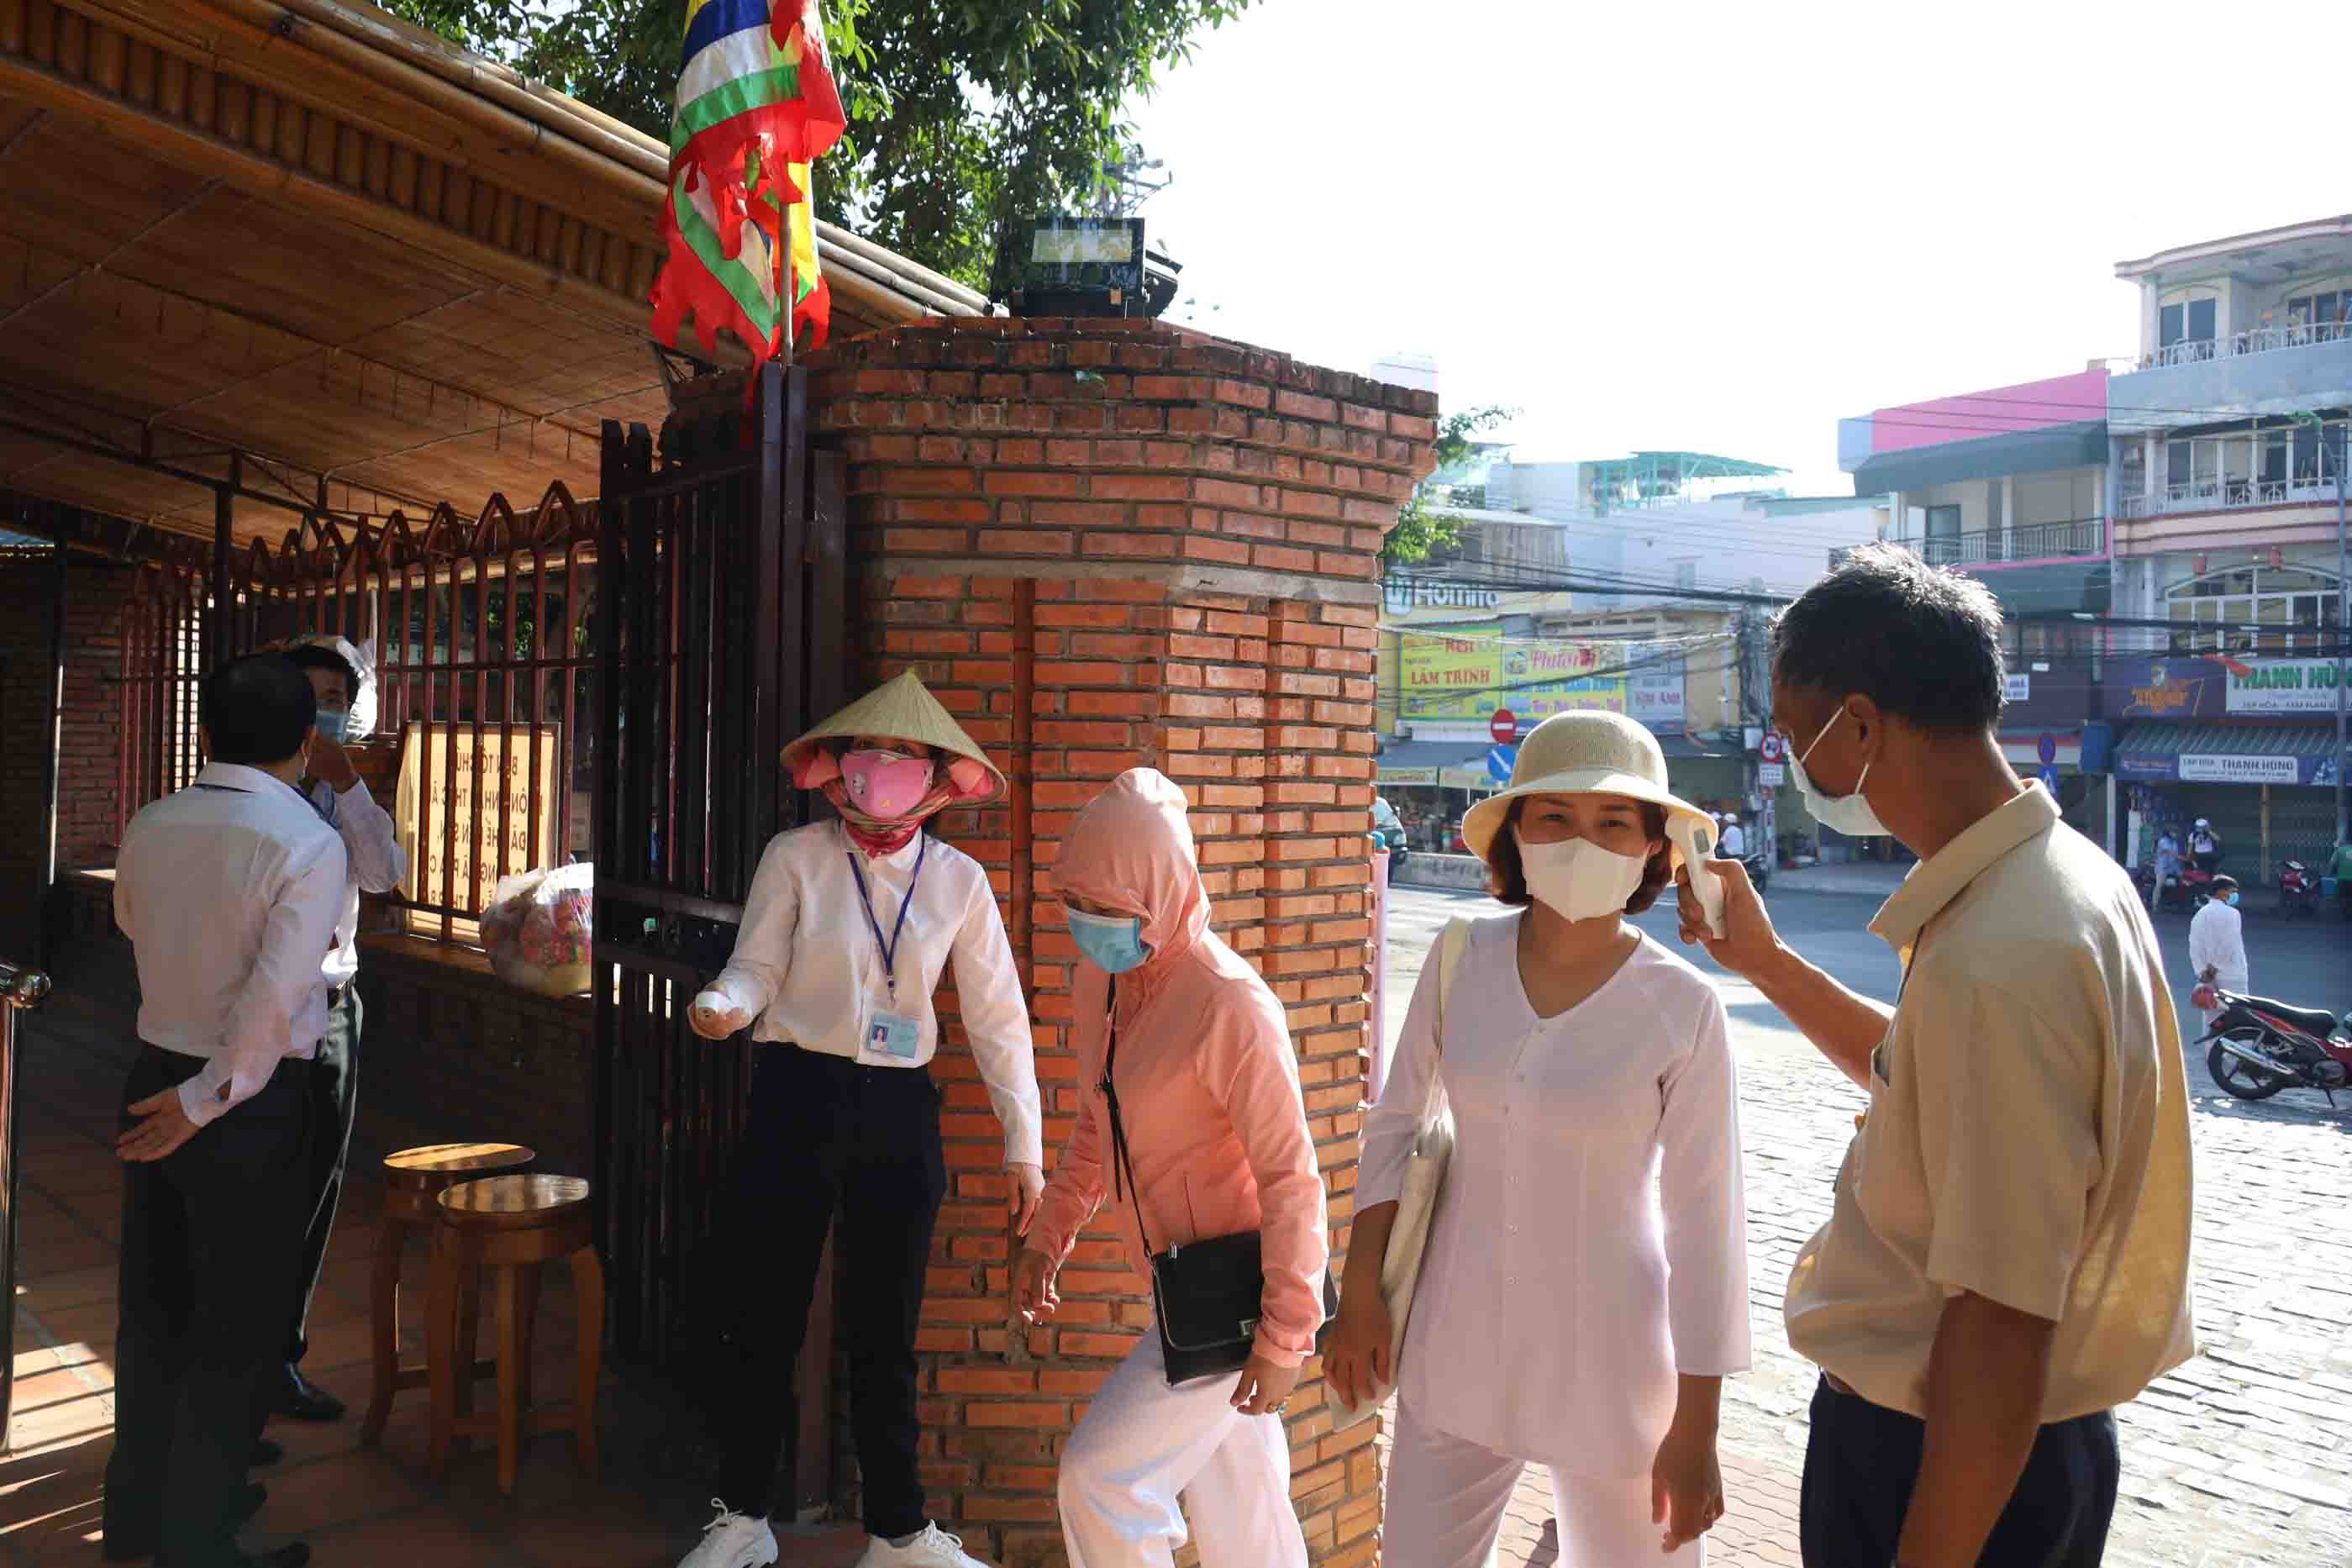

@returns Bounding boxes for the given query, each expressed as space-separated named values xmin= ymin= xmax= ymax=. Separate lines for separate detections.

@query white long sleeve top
xmin=114 ymin=763 xmax=348 ymax=1125
xmin=303 ymin=777 xmax=408 ymax=987
xmin=2187 ymin=898 xmax=2247 ymax=989
xmin=1360 ymin=916 xmax=1750 ymax=1478
xmin=697 ymin=820 xmax=1044 ymax=1167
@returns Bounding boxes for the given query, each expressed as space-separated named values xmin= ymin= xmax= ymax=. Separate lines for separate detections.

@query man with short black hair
xmin=1679 ymin=544 xmax=2195 ymax=1568
xmin=266 ymin=635 xmax=407 ymax=1424
xmin=104 ymin=654 xmax=343 ymax=1568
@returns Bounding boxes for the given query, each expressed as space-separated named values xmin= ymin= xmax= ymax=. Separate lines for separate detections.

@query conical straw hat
xmin=781 ymin=671 xmax=1006 ymax=803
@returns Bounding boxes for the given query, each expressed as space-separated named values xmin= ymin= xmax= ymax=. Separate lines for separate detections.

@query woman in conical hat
xmin=681 ymin=671 xmax=1038 ymax=1568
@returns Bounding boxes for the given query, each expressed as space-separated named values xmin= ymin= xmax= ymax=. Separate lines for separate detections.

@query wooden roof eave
xmin=66 ymin=0 xmax=991 ymax=326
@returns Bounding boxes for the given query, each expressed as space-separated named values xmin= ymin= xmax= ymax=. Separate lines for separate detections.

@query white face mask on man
xmin=1513 ymin=828 xmax=1647 ymax=923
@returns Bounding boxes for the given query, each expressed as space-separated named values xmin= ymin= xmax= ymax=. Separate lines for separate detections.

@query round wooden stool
xmin=363 ymin=1142 xmax=534 ymax=1443
xmin=426 ymin=1174 xmax=605 ymax=1497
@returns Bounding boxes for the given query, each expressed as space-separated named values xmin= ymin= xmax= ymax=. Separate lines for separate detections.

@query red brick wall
xmin=812 ymin=318 xmax=1432 ymax=1567
xmin=58 ymin=563 xmax=135 ymax=870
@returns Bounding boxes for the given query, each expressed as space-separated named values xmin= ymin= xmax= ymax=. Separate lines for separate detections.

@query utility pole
xmin=2301 ymin=412 xmax=2349 ymax=844
xmin=2336 ymin=422 xmax=2347 ymax=845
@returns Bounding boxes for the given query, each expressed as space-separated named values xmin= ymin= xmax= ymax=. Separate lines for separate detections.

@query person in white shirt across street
xmin=1330 ymin=711 xmax=1751 ymax=1565
xmin=263 ymin=634 xmax=408 ymax=1429
xmin=104 ymin=654 xmax=345 ymax=1568
xmin=2187 ymin=875 xmax=2249 ymax=1030
xmin=675 ymin=672 xmax=1042 ymax=1568
xmin=1718 ymin=812 xmax=1749 ymax=860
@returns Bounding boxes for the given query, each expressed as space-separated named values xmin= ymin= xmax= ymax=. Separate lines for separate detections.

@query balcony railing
xmin=2135 ymin=319 xmax=2352 ymax=371
xmin=2117 ymin=475 xmax=2346 ymax=519
xmin=1897 ymin=518 xmax=2106 ymax=567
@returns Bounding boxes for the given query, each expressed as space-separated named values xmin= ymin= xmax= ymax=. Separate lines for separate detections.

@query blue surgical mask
xmin=313 ymin=708 xmax=350 ymax=745
xmin=2225 ymin=891 xmax=2239 ymax=908
xmin=1790 ymin=705 xmax=1890 ymax=839
xmin=1067 ymin=907 xmax=1152 ymax=973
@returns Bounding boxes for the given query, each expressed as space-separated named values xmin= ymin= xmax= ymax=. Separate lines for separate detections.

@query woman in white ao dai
xmin=1333 ymin=712 xmax=1750 ymax=1565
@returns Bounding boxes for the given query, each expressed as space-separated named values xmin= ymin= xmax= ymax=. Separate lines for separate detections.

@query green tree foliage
xmin=384 ymin=0 xmax=1254 ymax=296
xmin=1381 ymin=403 xmax=1520 ymax=567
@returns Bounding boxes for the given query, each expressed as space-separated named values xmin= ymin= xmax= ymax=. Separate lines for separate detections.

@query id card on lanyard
xmin=848 ymin=834 xmax=928 ymax=1061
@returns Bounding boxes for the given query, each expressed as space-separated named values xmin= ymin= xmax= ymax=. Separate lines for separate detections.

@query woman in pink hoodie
xmin=1012 ymin=770 xmax=1330 ymax=1568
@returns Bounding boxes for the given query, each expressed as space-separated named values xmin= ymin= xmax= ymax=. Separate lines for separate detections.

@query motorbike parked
xmin=2276 ymin=859 xmax=2320 ymax=918
xmin=1742 ymin=850 xmax=1771 ymax=895
xmin=2198 ymin=989 xmax=2352 ymax=1106
xmin=2137 ymin=859 xmax=2218 ymax=913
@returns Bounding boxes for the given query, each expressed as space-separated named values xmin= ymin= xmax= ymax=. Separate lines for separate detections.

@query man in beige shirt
xmin=1679 ymin=544 xmax=2195 ymax=1568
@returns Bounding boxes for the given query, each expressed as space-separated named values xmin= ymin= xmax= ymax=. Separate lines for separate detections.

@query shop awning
xmin=1376 ymin=739 xmax=1502 ymax=789
xmin=1657 ymin=734 xmax=1744 ymax=760
xmin=2112 ymin=721 xmax=2344 ymax=787
xmin=1848 ymin=420 xmax=2107 ymax=495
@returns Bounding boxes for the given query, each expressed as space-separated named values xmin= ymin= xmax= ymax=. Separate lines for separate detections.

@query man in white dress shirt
xmin=104 ymin=653 xmax=345 ymax=1568
xmin=1718 ymin=812 xmax=1748 ymax=860
xmin=265 ymin=636 xmax=408 ymax=1426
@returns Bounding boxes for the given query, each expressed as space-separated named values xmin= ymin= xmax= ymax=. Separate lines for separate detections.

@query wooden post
xmin=208 ymin=455 xmax=239 ymax=671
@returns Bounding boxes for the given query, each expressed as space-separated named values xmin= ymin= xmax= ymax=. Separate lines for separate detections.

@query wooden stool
xmin=426 ymin=1174 xmax=604 ymax=1496
xmin=363 ymin=1142 xmax=534 ymax=1443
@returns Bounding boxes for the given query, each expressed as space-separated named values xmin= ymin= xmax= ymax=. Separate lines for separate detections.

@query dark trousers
xmin=104 ymin=1046 xmax=314 ymax=1565
xmin=712 ymin=1044 xmax=946 ymax=1537
xmin=1801 ymin=1376 xmax=2120 ymax=1568
xmin=287 ymin=986 xmax=360 ymax=1365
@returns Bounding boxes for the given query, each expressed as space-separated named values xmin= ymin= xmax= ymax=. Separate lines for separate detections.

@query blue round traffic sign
xmin=2037 ymin=732 xmax=2056 ymax=766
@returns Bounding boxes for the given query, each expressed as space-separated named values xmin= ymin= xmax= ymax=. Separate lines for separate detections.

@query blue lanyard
xmin=845 ymin=833 xmax=928 ymax=999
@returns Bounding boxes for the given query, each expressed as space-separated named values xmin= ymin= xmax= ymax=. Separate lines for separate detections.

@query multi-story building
xmin=2104 ymin=217 xmax=2349 ymax=873
xmin=1374 ymin=455 xmax=1880 ymax=845
xmin=1839 ymin=369 xmax=2116 ymax=850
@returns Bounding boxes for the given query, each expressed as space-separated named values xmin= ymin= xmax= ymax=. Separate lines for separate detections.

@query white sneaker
xmin=677 ymin=1499 xmax=778 ymax=1568
xmin=855 ymin=1522 xmax=989 ymax=1567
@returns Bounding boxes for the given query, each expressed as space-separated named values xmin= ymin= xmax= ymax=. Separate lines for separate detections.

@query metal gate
xmin=591 ymin=363 xmax=847 ymax=1513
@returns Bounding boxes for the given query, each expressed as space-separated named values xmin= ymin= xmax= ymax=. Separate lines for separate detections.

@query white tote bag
xmin=1331 ymin=916 xmax=1467 ymax=1431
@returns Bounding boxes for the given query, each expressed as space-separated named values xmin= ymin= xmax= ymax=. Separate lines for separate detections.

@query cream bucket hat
xmin=781 ymin=671 xmax=1007 ymax=804
xmin=1461 ymin=709 xmax=1718 ymax=869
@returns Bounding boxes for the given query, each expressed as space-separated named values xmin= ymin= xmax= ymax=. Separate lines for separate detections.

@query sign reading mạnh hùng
xmin=394 ymin=723 xmax=563 ymax=932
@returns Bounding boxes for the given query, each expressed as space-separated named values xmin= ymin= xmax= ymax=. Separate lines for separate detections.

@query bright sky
xmin=1128 ymin=0 xmax=2349 ymax=496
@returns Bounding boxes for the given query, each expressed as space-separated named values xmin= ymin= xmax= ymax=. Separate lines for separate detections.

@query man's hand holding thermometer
xmin=1666 ymin=816 xmax=1728 ymax=939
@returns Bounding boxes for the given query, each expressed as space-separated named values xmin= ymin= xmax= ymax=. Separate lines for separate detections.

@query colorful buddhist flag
xmin=650 ymin=0 xmax=847 ymax=366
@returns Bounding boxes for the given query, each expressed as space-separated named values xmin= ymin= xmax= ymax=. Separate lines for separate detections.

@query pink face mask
xmin=839 ymin=748 xmax=937 ymax=820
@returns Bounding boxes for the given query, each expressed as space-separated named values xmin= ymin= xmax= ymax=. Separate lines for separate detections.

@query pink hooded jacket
xmin=1028 ymin=770 xmax=1331 ymax=1367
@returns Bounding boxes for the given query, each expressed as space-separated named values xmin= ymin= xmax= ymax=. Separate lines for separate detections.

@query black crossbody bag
xmin=1098 ymin=976 xmax=1339 ymax=1386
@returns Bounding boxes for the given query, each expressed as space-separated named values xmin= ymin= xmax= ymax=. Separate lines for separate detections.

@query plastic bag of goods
xmin=481 ymin=862 xmax=594 ymax=997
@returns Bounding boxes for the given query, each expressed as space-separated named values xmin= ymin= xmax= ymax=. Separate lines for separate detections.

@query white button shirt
xmin=1360 ymin=918 xmax=1750 ymax=1478
xmin=303 ymin=777 xmax=408 ymax=987
xmin=114 ymin=762 xmax=348 ymax=1125
xmin=2187 ymin=897 xmax=2248 ymax=992
xmin=697 ymin=820 xmax=1044 ymax=1167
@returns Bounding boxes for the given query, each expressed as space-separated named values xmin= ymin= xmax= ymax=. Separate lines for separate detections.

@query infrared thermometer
xmin=1667 ymin=816 xmax=1728 ymax=939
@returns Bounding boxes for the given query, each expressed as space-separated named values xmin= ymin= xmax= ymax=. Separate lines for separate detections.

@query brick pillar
xmin=813 ymin=318 xmax=1434 ymax=1567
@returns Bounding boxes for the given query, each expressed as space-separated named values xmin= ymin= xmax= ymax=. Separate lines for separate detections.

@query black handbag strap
xmin=1097 ymin=975 xmax=1157 ymax=1259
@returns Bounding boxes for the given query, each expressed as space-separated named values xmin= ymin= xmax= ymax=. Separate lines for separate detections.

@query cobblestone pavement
xmin=1378 ymin=881 xmax=2352 ymax=1568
